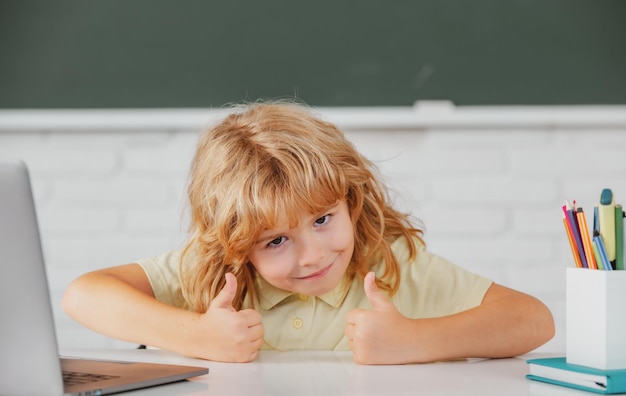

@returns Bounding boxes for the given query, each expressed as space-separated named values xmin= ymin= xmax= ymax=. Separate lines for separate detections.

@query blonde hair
xmin=180 ymin=101 xmax=422 ymax=312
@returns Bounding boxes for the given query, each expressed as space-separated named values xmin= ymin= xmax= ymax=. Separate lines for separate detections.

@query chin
xmin=302 ymin=279 xmax=341 ymax=297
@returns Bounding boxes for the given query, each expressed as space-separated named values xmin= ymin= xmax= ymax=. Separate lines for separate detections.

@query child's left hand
xmin=345 ymin=271 xmax=416 ymax=365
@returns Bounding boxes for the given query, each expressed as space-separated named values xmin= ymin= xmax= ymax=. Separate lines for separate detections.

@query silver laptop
xmin=0 ymin=160 xmax=208 ymax=396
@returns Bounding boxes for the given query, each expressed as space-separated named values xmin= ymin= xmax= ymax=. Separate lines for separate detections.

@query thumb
xmin=364 ymin=271 xmax=393 ymax=310
xmin=211 ymin=272 xmax=237 ymax=311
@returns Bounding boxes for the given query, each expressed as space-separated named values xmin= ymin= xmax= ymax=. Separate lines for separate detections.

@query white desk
xmin=61 ymin=349 xmax=589 ymax=396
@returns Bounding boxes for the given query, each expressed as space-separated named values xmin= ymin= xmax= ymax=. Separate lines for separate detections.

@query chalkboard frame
xmin=1 ymin=0 xmax=625 ymax=108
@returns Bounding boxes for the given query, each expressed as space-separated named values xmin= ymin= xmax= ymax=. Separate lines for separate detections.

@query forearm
xmin=62 ymin=272 xmax=200 ymax=357
xmin=347 ymin=276 xmax=554 ymax=365
xmin=407 ymin=289 xmax=555 ymax=362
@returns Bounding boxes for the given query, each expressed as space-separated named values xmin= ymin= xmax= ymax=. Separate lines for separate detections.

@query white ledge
xmin=0 ymin=105 xmax=625 ymax=132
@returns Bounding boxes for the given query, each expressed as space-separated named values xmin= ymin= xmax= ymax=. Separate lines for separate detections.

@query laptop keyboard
xmin=63 ymin=370 xmax=120 ymax=386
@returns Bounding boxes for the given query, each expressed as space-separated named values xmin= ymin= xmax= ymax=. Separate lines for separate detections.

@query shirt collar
xmin=254 ymin=274 xmax=351 ymax=310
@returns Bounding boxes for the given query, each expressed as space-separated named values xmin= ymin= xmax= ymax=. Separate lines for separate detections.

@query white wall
xmin=2 ymin=104 xmax=626 ymax=354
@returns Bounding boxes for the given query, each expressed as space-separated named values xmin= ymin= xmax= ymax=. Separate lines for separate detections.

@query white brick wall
xmin=2 ymin=105 xmax=626 ymax=353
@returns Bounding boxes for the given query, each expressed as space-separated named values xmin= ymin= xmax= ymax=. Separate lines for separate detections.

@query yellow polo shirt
xmin=137 ymin=237 xmax=493 ymax=351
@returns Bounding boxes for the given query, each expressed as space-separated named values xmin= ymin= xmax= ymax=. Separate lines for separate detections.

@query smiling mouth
xmin=296 ymin=264 xmax=332 ymax=280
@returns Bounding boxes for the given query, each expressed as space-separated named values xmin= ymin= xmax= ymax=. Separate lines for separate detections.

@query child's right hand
xmin=193 ymin=273 xmax=264 ymax=362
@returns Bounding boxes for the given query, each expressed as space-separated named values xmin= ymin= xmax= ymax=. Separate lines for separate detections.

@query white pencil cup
xmin=566 ymin=267 xmax=626 ymax=370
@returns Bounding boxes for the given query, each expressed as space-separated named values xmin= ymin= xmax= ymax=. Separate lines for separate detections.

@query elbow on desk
xmin=62 ymin=272 xmax=107 ymax=324
xmin=535 ymin=299 xmax=556 ymax=348
xmin=515 ymin=295 xmax=556 ymax=356
xmin=61 ymin=275 xmax=88 ymax=321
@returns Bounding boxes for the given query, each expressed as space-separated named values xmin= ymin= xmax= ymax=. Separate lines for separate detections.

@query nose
xmin=296 ymin=233 xmax=325 ymax=267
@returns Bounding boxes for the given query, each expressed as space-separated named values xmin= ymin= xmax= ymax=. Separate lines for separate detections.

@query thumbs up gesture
xmin=193 ymin=273 xmax=264 ymax=362
xmin=345 ymin=272 xmax=415 ymax=365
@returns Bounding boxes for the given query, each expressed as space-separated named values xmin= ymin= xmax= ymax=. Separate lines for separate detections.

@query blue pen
xmin=593 ymin=205 xmax=599 ymax=234
xmin=593 ymin=233 xmax=613 ymax=271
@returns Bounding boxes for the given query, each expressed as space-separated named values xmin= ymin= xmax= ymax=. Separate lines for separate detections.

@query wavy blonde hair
xmin=180 ymin=101 xmax=422 ymax=312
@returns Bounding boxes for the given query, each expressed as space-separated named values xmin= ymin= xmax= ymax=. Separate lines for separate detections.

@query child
xmin=63 ymin=101 xmax=555 ymax=364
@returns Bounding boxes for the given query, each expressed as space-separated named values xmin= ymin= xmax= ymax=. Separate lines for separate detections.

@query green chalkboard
xmin=1 ymin=1 xmax=625 ymax=108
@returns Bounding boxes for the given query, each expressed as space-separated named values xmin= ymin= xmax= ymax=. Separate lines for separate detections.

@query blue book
xmin=527 ymin=357 xmax=626 ymax=394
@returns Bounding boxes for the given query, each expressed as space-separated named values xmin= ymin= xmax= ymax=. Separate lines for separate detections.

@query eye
xmin=267 ymin=236 xmax=286 ymax=248
xmin=314 ymin=214 xmax=331 ymax=226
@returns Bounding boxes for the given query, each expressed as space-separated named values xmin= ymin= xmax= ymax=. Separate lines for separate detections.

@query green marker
xmin=615 ymin=204 xmax=624 ymax=270
xmin=599 ymin=188 xmax=616 ymax=268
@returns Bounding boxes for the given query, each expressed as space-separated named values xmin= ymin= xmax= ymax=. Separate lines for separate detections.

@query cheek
xmin=333 ymin=220 xmax=355 ymax=251
xmin=331 ymin=231 xmax=353 ymax=252
xmin=249 ymin=252 xmax=290 ymax=280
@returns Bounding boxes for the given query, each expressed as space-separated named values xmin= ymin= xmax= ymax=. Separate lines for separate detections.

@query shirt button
xmin=298 ymin=294 xmax=309 ymax=301
xmin=292 ymin=318 xmax=303 ymax=329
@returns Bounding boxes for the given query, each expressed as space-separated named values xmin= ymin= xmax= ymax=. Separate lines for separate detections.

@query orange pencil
xmin=576 ymin=208 xmax=597 ymax=269
xmin=563 ymin=217 xmax=583 ymax=268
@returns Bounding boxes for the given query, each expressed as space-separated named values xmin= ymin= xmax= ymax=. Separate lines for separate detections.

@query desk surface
xmin=61 ymin=349 xmax=588 ymax=396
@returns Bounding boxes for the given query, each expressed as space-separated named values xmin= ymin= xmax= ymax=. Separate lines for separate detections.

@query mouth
xmin=295 ymin=264 xmax=332 ymax=280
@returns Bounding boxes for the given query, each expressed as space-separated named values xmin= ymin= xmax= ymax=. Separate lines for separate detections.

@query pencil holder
xmin=566 ymin=267 xmax=626 ymax=370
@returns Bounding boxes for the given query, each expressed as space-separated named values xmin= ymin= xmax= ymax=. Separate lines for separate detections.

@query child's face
xmin=248 ymin=199 xmax=354 ymax=296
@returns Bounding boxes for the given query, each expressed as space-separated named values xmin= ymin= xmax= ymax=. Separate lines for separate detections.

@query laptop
xmin=0 ymin=160 xmax=208 ymax=396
